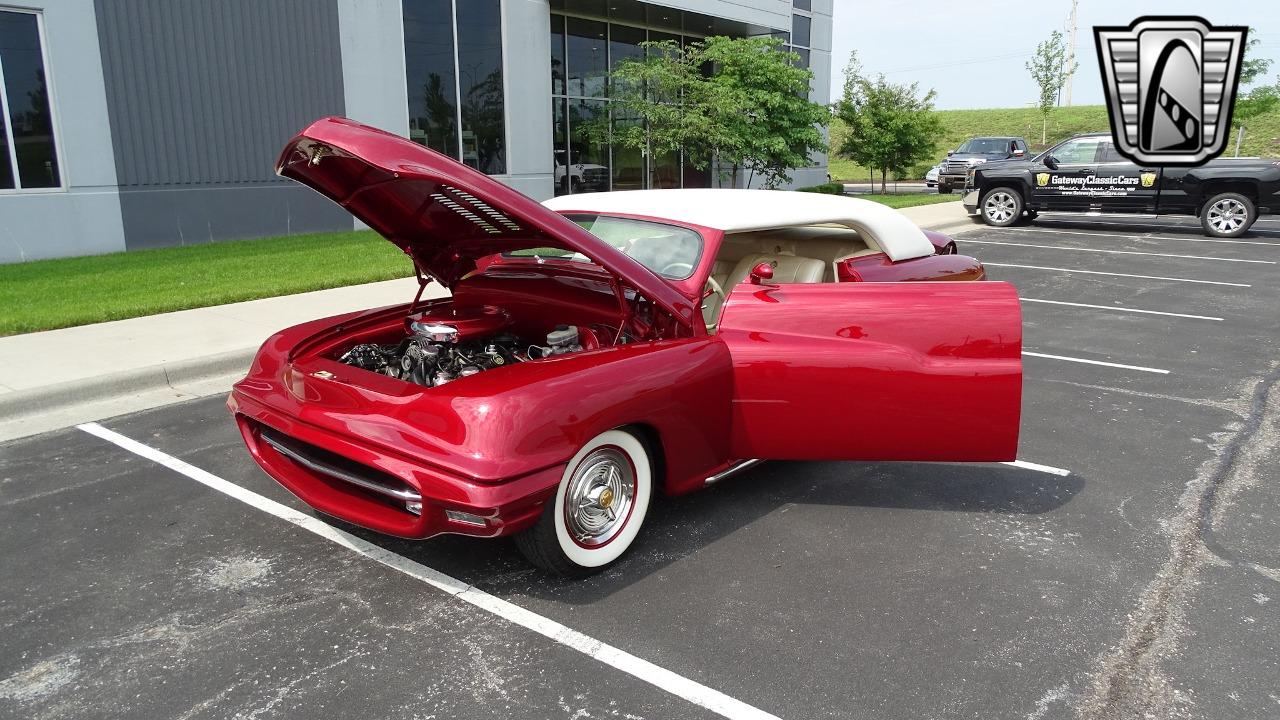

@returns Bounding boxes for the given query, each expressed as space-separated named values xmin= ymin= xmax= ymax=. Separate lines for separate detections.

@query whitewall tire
xmin=515 ymin=429 xmax=653 ymax=576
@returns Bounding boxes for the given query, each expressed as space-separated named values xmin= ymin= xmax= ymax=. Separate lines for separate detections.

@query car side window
xmin=1052 ymin=138 xmax=1104 ymax=164
xmin=1097 ymin=140 xmax=1126 ymax=163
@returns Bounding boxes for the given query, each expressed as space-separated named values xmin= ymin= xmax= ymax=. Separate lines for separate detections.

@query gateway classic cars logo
xmin=1041 ymin=173 xmax=1143 ymax=197
xmin=1095 ymin=16 xmax=1247 ymax=166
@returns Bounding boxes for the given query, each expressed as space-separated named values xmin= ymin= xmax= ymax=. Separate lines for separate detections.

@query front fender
xmin=236 ymin=334 xmax=733 ymax=488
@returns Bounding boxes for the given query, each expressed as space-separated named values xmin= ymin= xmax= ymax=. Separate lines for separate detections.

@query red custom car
xmin=228 ymin=117 xmax=1023 ymax=576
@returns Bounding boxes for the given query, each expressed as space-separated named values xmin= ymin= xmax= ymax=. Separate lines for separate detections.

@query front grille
xmin=944 ymin=159 xmax=972 ymax=174
xmin=257 ymin=425 xmax=421 ymax=504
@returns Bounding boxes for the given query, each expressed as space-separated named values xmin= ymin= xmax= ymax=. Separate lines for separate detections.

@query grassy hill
xmin=828 ymin=105 xmax=1280 ymax=182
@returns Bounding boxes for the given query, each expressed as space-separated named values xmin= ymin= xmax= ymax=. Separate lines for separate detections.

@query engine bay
xmin=337 ymin=304 xmax=608 ymax=388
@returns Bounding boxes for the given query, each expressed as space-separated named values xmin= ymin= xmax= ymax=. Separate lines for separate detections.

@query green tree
xmin=595 ymin=35 xmax=827 ymax=189
xmin=1026 ymin=30 xmax=1076 ymax=144
xmin=1231 ymin=35 xmax=1278 ymax=156
xmin=833 ymin=51 xmax=943 ymax=192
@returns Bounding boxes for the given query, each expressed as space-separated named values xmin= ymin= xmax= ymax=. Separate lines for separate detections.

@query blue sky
xmin=829 ymin=1 xmax=1280 ymax=109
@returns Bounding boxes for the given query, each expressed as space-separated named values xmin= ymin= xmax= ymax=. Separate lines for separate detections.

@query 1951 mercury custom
xmin=228 ymin=117 xmax=1023 ymax=575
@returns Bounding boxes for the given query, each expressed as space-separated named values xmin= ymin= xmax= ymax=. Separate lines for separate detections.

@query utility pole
xmin=1062 ymin=0 xmax=1079 ymax=106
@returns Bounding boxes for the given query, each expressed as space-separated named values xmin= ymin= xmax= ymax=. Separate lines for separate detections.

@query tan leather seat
xmin=702 ymin=253 xmax=824 ymax=329
xmin=725 ymin=253 xmax=825 ymax=286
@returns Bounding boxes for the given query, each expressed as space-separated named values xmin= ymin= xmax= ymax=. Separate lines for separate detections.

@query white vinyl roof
xmin=542 ymin=188 xmax=936 ymax=262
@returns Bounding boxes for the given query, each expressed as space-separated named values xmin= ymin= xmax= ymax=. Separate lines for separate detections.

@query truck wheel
xmin=937 ymin=182 xmax=952 ymax=194
xmin=515 ymin=429 xmax=653 ymax=576
xmin=980 ymin=187 xmax=1023 ymax=227
xmin=1201 ymin=192 xmax=1256 ymax=238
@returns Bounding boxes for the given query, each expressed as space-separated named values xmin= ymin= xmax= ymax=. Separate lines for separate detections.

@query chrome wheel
xmin=984 ymin=191 xmax=1017 ymax=224
xmin=1207 ymin=198 xmax=1247 ymax=234
xmin=563 ymin=447 xmax=635 ymax=547
xmin=516 ymin=429 xmax=652 ymax=574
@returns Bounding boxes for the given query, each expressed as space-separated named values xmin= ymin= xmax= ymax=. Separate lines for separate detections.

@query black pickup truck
xmin=963 ymin=132 xmax=1280 ymax=237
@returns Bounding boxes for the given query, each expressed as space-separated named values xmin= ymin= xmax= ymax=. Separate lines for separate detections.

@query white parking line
xmin=1022 ymin=351 xmax=1171 ymax=374
xmin=994 ymin=227 xmax=1280 ymax=247
xmin=76 ymin=422 xmax=782 ymax=720
xmin=963 ymin=239 xmax=1275 ymax=264
xmin=986 ymin=263 xmax=1252 ymax=287
xmin=1021 ymin=297 xmax=1223 ymax=321
xmin=1000 ymin=460 xmax=1071 ymax=476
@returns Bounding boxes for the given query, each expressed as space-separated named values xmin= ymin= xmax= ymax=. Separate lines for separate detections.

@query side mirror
xmin=946 ymin=150 xmax=954 ymax=157
xmin=1013 ymin=149 xmax=1025 ymax=157
xmin=749 ymin=262 xmax=774 ymax=285
xmin=1043 ymin=155 xmax=1059 ymax=170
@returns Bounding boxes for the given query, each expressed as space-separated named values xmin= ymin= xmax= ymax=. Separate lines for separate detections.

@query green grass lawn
xmin=0 ymin=230 xmax=414 ymax=336
xmin=829 ymin=104 xmax=1280 ymax=182
xmin=856 ymin=193 xmax=959 ymax=209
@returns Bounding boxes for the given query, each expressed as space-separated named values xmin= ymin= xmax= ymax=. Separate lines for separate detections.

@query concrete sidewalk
xmin=0 ymin=278 xmax=446 ymax=440
xmin=0 ymin=202 xmax=976 ymax=441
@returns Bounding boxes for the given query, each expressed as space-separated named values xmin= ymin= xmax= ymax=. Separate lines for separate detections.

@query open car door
xmin=718 ymin=282 xmax=1022 ymax=461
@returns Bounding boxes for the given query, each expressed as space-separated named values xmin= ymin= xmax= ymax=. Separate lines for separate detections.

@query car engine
xmin=338 ymin=305 xmax=587 ymax=388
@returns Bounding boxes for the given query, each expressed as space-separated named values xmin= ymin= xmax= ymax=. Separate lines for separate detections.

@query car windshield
xmin=513 ymin=215 xmax=703 ymax=280
xmin=956 ymin=138 xmax=1010 ymax=154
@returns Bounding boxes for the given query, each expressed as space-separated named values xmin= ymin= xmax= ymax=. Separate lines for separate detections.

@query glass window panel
xmin=550 ymin=14 xmax=565 ymax=96
xmin=682 ymin=149 xmax=710 ymax=188
xmin=609 ymin=24 xmax=644 ymax=97
xmin=648 ymin=30 xmax=679 ymax=49
xmin=791 ymin=14 xmax=811 ymax=48
xmin=611 ymin=109 xmax=644 ymax=191
xmin=566 ymin=18 xmax=607 ymax=98
xmin=0 ymin=11 xmax=59 ymax=188
xmin=0 ymin=106 xmax=13 ymax=189
xmin=1098 ymin=139 xmax=1126 ymax=163
xmin=457 ymin=0 xmax=505 ymax=174
xmin=553 ymin=97 xmax=571 ymax=196
xmin=567 ymin=98 xmax=609 ymax=193
xmin=608 ymin=3 xmax=645 ymax=24
xmin=650 ymin=149 xmax=680 ymax=189
xmin=403 ymin=0 xmax=458 ymax=157
xmin=568 ymin=215 xmax=703 ymax=279
xmin=793 ymin=0 xmax=812 ymax=10
xmin=793 ymin=47 xmax=810 ymax=69
xmin=1052 ymin=137 xmax=1104 ymax=164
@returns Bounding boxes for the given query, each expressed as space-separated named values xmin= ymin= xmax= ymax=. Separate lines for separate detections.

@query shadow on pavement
xmin=349 ymin=459 xmax=1086 ymax=602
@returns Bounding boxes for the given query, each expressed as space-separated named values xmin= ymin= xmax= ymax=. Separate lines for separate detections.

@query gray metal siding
xmin=94 ymin=0 xmax=353 ymax=248
xmin=95 ymin=0 xmax=346 ymax=187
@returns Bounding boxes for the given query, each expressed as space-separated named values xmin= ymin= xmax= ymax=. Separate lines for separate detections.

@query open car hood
xmin=277 ymin=117 xmax=694 ymax=326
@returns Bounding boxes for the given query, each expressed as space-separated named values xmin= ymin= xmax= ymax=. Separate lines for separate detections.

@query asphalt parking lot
xmin=2 ymin=214 xmax=1278 ymax=720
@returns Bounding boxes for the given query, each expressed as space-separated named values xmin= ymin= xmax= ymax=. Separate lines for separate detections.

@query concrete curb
xmin=0 ymin=347 xmax=254 ymax=419
xmin=0 ymin=348 xmax=256 ymax=442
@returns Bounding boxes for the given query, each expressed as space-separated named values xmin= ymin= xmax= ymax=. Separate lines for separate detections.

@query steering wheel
xmin=659 ymin=261 xmax=694 ymax=277
xmin=702 ymin=276 xmax=726 ymax=330
xmin=704 ymin=275 xmax=725 ymax=302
